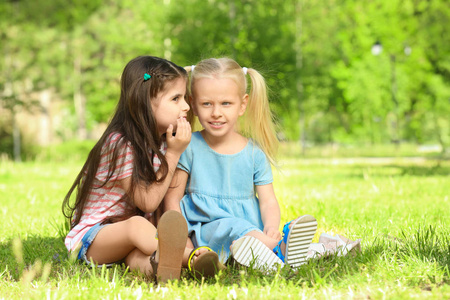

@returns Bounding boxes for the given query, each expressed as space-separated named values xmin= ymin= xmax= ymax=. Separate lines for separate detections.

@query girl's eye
xmin=223 ymin=102 xmax=231 ymax=106
xmin=172 ymin=97 xmax=179 ymax=102
xmin=203 ymin=102 xmax=211 ymax=107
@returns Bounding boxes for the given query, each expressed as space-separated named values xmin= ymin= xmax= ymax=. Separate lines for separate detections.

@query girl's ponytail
xmin=243 ymin=68 xmax=278 ymax=166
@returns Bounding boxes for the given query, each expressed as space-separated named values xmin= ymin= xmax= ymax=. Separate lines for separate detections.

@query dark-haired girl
xmin=62 ymin=56 xmax=220 ymax=282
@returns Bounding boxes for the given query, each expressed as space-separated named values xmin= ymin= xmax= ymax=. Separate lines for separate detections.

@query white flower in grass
xmin=155 ymin=286 xmax=168 ymax=297
xmin=228 ymin=287 xmax=237 ymax=299
xmin=133 ymin=286 xmax=143 ymax=300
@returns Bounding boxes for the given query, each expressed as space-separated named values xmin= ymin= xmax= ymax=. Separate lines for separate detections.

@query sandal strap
xmin=149 ymin=251 xmax=158 ymax=275
xmin=271 ymin=220 xmax=294 ymax=263
xmin=272 ymin=240 xmax=285 ymax=262
xmin=187 ymin=246 xmax=213 ymax=271
xmin=282 ymin=220 xmax=293 ymax=244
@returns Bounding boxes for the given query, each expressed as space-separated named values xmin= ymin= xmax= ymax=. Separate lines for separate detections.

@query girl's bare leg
xmin=125 ymin=248 xmax=153 ymax=274
xmin=246 ymin=216 xmax=309 ymax=255
xmin=126 ymin=248 xmax=200 ymax=275
xmin=245 ymin=230 xmax=279 ymax=250
xmin=85 ymin=215 xmax=210 ymax=274
xmin=86 ymin=216 xmax=158 ymax=266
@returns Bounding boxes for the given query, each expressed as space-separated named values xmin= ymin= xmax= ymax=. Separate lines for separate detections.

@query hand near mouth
xmin=166 ymin=117 xmax=191 ymax=156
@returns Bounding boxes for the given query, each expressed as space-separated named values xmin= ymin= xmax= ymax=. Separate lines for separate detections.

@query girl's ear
xmin=239 ymin=94 xmax=249 ymax=116
xmin=190 ymin=95 xmax=198 ymax=116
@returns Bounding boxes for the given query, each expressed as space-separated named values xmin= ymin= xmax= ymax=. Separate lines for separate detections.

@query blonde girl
xmin=62 ymin=56 xmax=220 ymax=282
xmin=165 ymin=58 xmax=317 ymax=270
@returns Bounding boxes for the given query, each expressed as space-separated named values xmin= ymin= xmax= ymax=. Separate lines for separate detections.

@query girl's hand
xmin=264 ymin=226 xmax=282 ymax=241
xmin=166 ymin=118 xmax=191 ymax=156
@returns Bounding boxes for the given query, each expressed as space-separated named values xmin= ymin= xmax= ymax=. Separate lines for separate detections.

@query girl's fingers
xmin=166 ymin=124 xmax=174 ymax=137
xmin=166 ymin=118 xmax=191 ymax=154
xmin=176 ymin=118 xmax=191 ymax=139
xmin=183 ymin=120 xmax=191 ymax=138
xmin=175 ymin=119 xmax=184 ymax=137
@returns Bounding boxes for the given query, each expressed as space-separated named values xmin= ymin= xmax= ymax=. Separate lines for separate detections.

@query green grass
xmin=0 ymin=152 xmax=449 ymax=299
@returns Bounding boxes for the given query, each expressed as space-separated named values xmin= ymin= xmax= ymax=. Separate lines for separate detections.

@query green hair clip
xmin=144 ymin=73 xmax=151 ymax=81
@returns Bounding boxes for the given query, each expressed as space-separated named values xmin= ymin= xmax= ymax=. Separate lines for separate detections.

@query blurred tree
xmin=301 ymin=0 xmax=449 ymax=148
xmin=0 ymin=0 xmax=449 ymax=157
xmin=413 ymin=0 xmax=450 ymax=153
xmin=167 ymin=0 xmax=299 ymax=137
xmin=0 ymin=0 xmax=103 ymax=158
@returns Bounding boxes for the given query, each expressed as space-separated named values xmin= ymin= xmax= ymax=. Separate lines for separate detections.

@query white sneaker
xmin=230 ymin=236 xmax=284 ymax=272
xmin=284 ymin=215 xmax=318 ymax=268
xmin=306 ymin=232 xmax=361 ymax=259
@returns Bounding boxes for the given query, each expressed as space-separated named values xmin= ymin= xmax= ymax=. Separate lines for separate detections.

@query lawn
xmin=0 ymin=148 xmax=449 ymax=299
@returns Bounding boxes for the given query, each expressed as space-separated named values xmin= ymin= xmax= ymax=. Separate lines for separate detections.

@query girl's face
xmin=152 ymin=77 xmax=189 ymax=136
xmin=192 ymin=77 xmax=248 ymax=140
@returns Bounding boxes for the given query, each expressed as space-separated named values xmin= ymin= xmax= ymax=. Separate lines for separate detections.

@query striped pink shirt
xmin=64 ymin=132 xmax=166 ymax=252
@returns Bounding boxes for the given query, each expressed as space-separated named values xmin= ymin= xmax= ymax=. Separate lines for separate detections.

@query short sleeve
xmin=177 ymin=142 xmax=193 ymax=173
xmin=253 ymin=145 xmax=273 ymax=186
xmin=96 ymin=133 xmax=134 ymax=182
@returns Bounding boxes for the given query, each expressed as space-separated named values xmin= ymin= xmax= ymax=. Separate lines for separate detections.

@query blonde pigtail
xmin=183 ymin=65 xmax=199 ymax=131
xmin=244 ymin=68 xmax=279 ymax=166
xmin=184 ymin=65 xmax=195 ymax=73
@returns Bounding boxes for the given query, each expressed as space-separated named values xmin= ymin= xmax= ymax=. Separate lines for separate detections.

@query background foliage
xmin=1 ymin=0 xmax=449 ymax=159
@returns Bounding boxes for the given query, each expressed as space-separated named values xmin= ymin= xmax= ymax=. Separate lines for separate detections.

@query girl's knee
xmin=245 ymin=230 xmax=261 ymax=238
xmin=125 ymin=216 xmax=155 ymax=232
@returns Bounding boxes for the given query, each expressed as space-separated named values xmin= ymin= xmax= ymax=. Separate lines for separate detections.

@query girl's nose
xmin=212 ymin=106 xmax=222 ymax=117
xmin=181 ymin=98 xmax=190 ymax=111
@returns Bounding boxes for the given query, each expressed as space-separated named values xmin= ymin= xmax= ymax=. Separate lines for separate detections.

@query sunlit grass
xmin=0 ymin=149 xmax=449 ymax=299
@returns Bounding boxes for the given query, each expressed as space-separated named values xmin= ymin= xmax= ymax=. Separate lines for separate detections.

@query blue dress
xmin=179 ymin=131 xmax=273 ymax=262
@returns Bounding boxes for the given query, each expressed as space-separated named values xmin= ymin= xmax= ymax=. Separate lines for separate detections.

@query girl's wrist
xmin=264 ymin=225 xmax=278 ymax=231
xmin=165 ymin=149 xmax=182 ymax=160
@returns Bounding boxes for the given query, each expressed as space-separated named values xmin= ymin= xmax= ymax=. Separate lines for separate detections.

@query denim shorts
xmin=77 ymin=222 xmax=115 ymax=267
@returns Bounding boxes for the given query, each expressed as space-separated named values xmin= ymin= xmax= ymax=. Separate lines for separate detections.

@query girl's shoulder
xmin=247 ymin=138 xmax=262 ymax=151
xmin=102 ymin=132 xmax=130 ymax=153
xmin=106 ymin=132 xmax=122 ymax=143
xmin=189 ymin=131 xmax=206 ymax=148
xmin=192 ymin=131 xmax=203 ymax=140
xmin=247 ymin=139 xmax=269 ymax=160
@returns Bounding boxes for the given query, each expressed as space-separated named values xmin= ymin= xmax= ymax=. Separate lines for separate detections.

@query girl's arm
xmin=164 ymin=168 xmax=189 ymax=213
xmin=256 ymin=183 xmax=282 ymax=241
xmin=119 ymin=119 xmax=191 ymax=213
xmin=164 ymin=169 xmax=194 ymax=249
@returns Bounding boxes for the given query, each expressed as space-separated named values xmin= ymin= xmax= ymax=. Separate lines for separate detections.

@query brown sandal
xmin=188 ymin=246 xmax=226 ymax=280
xmin=151 ymin=210 xmax=188 ymax=283
xmin=149 ymin=251 xmax=158 ymax=281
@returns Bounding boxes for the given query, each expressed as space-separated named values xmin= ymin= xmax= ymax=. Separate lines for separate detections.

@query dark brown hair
xmin=62 ymin=56 xmax=188 ymax=227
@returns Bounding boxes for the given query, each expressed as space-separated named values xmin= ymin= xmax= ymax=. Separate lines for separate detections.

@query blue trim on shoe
xmin=272 ymin=220 xmax=294 ymax=262
xmin=273 ymin=241 xmax=284 ymax=262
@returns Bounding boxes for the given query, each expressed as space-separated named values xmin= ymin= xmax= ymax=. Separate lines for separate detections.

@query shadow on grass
xmin=363 ymin=225 xmax=450 ymax=270
xmin=2 ymin=226 xmax=448 ymax=287
xmin=395 ymin=225 xmax=450 ymax=268
xmin=348 ymin=163 xmax=450 ymax=179
xmin=0 ymin=235 xmax=67 ymax=280
xmin=392 ymin=164 xmax=450 ymax=176
xmin=271 ymin=225 xmax=450 ymax=288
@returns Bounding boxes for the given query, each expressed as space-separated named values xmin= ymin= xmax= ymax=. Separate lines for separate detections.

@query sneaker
xmin=230 ymin=236 xmax=284 ymax=272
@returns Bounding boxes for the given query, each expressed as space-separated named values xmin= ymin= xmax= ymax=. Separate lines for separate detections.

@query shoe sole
xmin=191 ymin=251 xmax=225 ymax=279
xmin=231 ymin=236 xmax=284 ymax=272
xmin=156 ymin=210 xmax=188 ymax=283
xmin=285 ymin=214 xmax=317 ymax=268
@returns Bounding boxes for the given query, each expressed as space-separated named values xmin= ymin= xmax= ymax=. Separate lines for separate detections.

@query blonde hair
xmin=185 ymin=58 xmax=278 ymax=165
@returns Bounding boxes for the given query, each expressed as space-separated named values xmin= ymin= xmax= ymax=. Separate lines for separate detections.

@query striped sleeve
xmin=96 ymin=133 xmax=134 ymax=182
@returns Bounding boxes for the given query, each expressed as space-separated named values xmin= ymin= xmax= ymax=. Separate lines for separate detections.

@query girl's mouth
xmin=209 ymin=122 xmax=225 ymax=128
